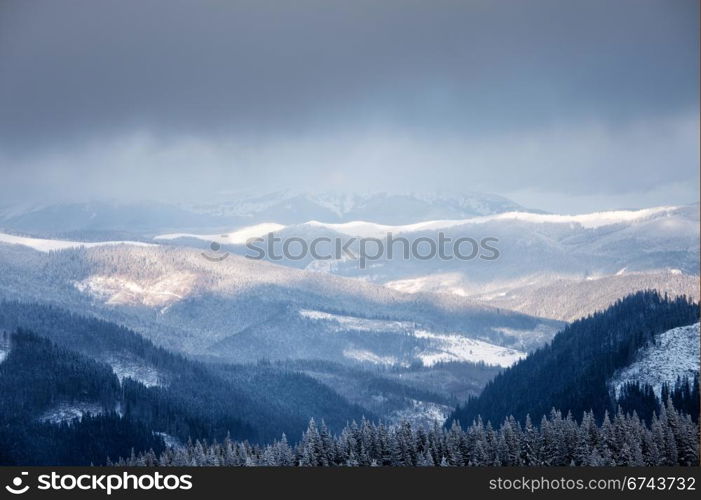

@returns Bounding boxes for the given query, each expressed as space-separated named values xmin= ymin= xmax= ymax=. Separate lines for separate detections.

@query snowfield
xmin=155 ymin=222 xmax=285 ymax=245
xmin=74 ymin=272 xmax=198 ymax=307
xmin=414 ymin=330 xmax=525 ymax=367
xmin=297 ymin=206 xmax=683 ymax=236
xmin=299 ymin=309 xmax=414 ymax=333
xmin=153 ymin=205 xmax=686 ymax=242
xmin=300 ymin=309 xmax=526 ymax=368
xmin=609 ymin=323 xmax=700 ymax=398
xmin=342 ymin=348 xmax=400 ymax=366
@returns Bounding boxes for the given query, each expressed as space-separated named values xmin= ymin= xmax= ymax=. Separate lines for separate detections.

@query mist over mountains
xmin=0 ymin=0 xmax=698 ymax=467
xmin=0 ymin=190 xmax=698 ymax=464
xmin=0 ymin=191 xmax=535 ymax=236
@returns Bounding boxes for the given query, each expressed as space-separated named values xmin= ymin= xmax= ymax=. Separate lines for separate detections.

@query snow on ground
xmin=388 ymin=399 xmax=452 ymax=427
xmin=300 ymin=309 xmax=525 ymax=368
xmin=384 ymin=274 xmax=472 ymax=296
xmin=609 ymin=323 xmax=700 ymax=399
xmin=303 ymin=206 xmax=680 ymax=236
xmin=155 ymin=432 xmax=182 ymax=449
xmin=38 ymin=402 xmax=104 ymax=424
xmin=342 ymin=349 xmax=399 ymax=366
xmin=305 ymin=219 xmax=469 ymax=238
xmin=299 ymin=309 xmax=414 ymax=333
xmin=0 ymin=334 xmax=10 ymax=364
xmin=74 ymin=272 xmax=197 ymax=307
xmin=154 ymin=206 xmax=681 ymax=242
xmin=492 ymin=324 xmax=558 ymax=351
xmin=0 ymin=232 xmax=154 ymax=252
xmin=465 ymin=206 xmax=679 ymax=229
xmin=107 ymin=356 xmax=164 ymax=387
xmin=155 ymin=222 xmax=285 ymax=245
xmin=414 ymin=330 xmax=525 ymax=368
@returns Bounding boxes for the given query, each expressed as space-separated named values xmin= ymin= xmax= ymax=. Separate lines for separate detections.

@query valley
xmin=0 ymin=194 xmax=698 ymax=465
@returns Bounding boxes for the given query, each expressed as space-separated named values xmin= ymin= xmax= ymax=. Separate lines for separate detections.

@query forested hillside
xmin=449 ymin=291 xmax=700 ymax=427
xmin=0 ymin=303 xmax=375 ymax=464
xmin=0 ymin=331 xmax=165 ymax=465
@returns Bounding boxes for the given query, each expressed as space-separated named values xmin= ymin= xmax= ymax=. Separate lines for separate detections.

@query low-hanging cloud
xmin=0 ymin=0 xmax=698 ymax=212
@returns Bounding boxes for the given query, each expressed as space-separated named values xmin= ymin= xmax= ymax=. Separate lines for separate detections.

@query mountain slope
xmin=609 ymin=323 xmax=700 ymax=399
xmin=188 ymin=191 xmax=532 ymax=225
xmin=0 ymin=243 xmax=563 ymax=359
xmin=448 ymin=291 xmax=700 ymax=427
xmin=0 ymin=192 xmax=532 ymax=236
xmin=157 ymin=204 xmax=700 ymax=294
xmin=0 ymin=330 xmax=166 ymax=465
xmin=0 ymin=301 xmax=373 ymax=443
xmin=469 ymin=271 xmax=700 ymax=322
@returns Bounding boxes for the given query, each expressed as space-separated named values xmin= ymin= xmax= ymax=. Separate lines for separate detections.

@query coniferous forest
xmin=1 ymin=0 xmax=700 ymax=472
xmin=119 ymin=403 xmax=698 ymax=466
xmin=449 ymin=291 xmax=700 ymax=427
xmin=0 ymin=292 xmax=698 ymax=466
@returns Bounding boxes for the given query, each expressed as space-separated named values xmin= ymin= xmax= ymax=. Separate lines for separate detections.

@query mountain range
xmin=0 ymin=191 xmax=533 ymax=237
xmin=0 ymin=192 xmax=698 ymax=465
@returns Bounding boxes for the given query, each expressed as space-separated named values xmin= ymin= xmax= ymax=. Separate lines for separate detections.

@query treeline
xmin=0 ymin=328 xmax=369 ymax=464
xmin=119 ymin=401 xmax=699 ymax=466
xmin=0 ymin=330 xmax=167 ymax=465
xmin=617 ymin=378 xmax=699 ymax=423
xmin=449 ymin=291 xmax=700 ymax=427
xmin=0 ymin=413 xmax=165 ymax=466
xmin=0 ymin=302 xmax=372 ymax=444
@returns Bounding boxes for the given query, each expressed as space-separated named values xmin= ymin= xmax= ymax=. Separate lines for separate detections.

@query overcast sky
xmin=0 ymin=0 xmax=698 ymax=212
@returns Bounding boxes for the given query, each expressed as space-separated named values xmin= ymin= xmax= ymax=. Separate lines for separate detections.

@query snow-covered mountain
xmin=188 ymin=190 xmax=533 ymax=225
xmin=1 ymin=201 xmax=697 ymax=333
xmin=0 ymin=199 xmax=697 ymax=436
xmin=156 ymin=204 xmax=700 ymax=308
xmin=0 ymin=243 xmax=562 ymax=364
xmin=0 ymin=191 xmax=532 ymax=237
xmin=448 ymin=291 xmax=700 ymax=428
xmin=468 ymin=271 xmax=700 ymax=322
xmin=0 ymin=231 xmax=154 ymax=252
xmin=609 ymin=323 xmax=700 ymax=399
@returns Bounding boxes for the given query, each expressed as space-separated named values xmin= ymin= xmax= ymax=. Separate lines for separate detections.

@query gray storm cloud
xmin=0 ymin=0 xmax=698 ymax=211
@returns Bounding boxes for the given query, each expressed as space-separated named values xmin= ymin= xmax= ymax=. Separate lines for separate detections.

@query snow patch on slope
xmin=299 ymin=309 xmax=525 ymax=368
xmin=609 ymin=323 xmax=700 ymax=398
xmin=299 ymin=309 xmax=414 ymax=333
xmin=38 ymin=402 xmax=105 ymax=424
xmin=303 ymin=206 xmax=680 ymax=236
xmin=153 ymin=205 xmax=682 ymax=242
xmin=155 ymin=222 xmax=285 ymax=245
xmin=0 ymin=232 xmax=154 ymax=252
xmin=343 ymin=349 xmax=399 ymax=366
xmin=385 ymin=274 xmax=472 ymax=296
xmin=107 ymin=357 xmax=164 ymax=387
xmin=414 ymin=330 xmax=525 ymax=368
xmin=388 ymin=399 xmax=452 ymax=427
xmin=75 ymin=272 xmax=197 ymax=307
xmin=155 ymin=432 xmax=182 ymax=449
xmin=0 ymin=334 xmax=10 ymax=364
